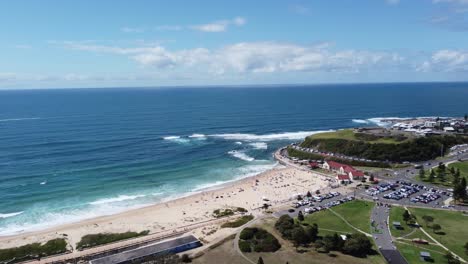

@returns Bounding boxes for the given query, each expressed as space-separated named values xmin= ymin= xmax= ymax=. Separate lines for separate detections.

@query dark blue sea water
xmin=0 ymin=83 xmax=467 ymax=235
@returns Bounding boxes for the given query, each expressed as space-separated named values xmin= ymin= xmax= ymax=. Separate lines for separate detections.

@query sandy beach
xmin=0 ymin=163 xmax=344 ymax=255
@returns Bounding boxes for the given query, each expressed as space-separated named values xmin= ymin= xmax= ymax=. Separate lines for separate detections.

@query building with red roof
xmin=323 ymin=160 xmax=366 ymax=181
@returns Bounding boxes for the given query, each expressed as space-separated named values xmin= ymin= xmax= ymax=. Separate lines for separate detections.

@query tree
xmin=181 ymin=254 xmax=192 ymax=263
xmin=403 ymin=210 xmax=411 ymax=223
xmin=369 ymin=174 xmax=375 ymax=182
xmin=305 ymin=223 xmax=319 ymax=242
xmin=422 ymin=215 xmax=434 ymax=227
xmin=306 ymin=191 xmax=312 ymax=198
xmin=464 ymin=242 xmax=468 ymax=255
xmin=437 ymin=169 xmax=446 ymax=182
xmin=445 ymin=252 xmax=460 ymax=264
xmin=428 ymin=169 xmax=435 ymax=182
xmin=465 ymin=113 xmax=467 ymax=121
xmin=298 ymin=210 xmax=304 ymax=222
xmin=450 ymin=167 xmax=456 ymax=175
xmin=257 ymin=256 xmax=264 ymax=264
xmin=291 ymin=226 xmax=308 ymax=247
xmin=419 ymin=168 xmax=425 ymax=180
xmin=460 ymin=178 xmax=467 ymax=200
xmin=432 ymin=223 xmax=442 ymax=234
xmin=438 ymin=162 xmax=446 ymax=172
xmin=342 ymin=233 xmax=372 ymax=257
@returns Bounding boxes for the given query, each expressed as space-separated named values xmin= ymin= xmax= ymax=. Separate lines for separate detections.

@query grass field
xmin=417 ymin=161 xmax=468 ymax=187
xmin=248 ymin=218 xmax=385 ymax=264
xmin=332 ymin=200 xmax=374 ymax=233
xmin=388 ymin=206 xmax=432 ymax=242
xmin=408 ymin=207 xmax=468 ymax=259
xmin=448 ymin=161 xmax=468 ymax=178
xmin=303 ymin=200 xmax=374 ymax=234
xmin=303 ymin=208 xmax=355 ymax=234
xmin=308 ymin=129 xmax=405 ymax=144
xmin=396 ymin=241 xmax=447 ymax=264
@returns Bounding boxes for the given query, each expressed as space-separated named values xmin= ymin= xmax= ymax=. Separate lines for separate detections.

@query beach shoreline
xmin=0 ymin=149 xmax=342 ymax=254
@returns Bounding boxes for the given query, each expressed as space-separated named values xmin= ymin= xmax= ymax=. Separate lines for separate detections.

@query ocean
xmin=0 ymin=83 xmax=467 ymax=235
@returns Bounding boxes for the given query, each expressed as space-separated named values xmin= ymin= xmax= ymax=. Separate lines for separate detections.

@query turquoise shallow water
xmin=0 ymin=83 xmax=467 ymax=235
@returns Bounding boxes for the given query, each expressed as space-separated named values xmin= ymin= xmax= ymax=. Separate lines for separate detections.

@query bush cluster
xmin=0 ymin=238 xmax=67 ymax=263
xmin=221 ymin=215 xmax=254 ymax=228
xmin=76 ymin=230 xmax=149 ymax=250
xmin=238 ymin=228 xmax=281 ymax=253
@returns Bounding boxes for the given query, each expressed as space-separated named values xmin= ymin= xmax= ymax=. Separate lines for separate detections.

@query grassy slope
xmin=417 ymin=161 xmax=468 ymax=187
xmin=308 ymin=129 xmax=404 ymax=144
xmin=303 ymin=209 xmax=355 ymax=234
xmin=388 ymin=206 xmax=432 ymax=241
xmin=332 ymin=200 xmax=374 ymax=233
xmin=396 ymin=241 xmax=447 ymax=264
xmin=247 ymin=218 xmax=385 ymax=264
xmin=408 ymin=207 xmax=468 ymax=258
xmin=448 ymin=161 xmax=468 ymax=178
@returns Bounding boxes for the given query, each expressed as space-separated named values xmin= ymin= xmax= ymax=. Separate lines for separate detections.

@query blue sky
xmin=1 ymin=0 xmax=468 ymax=88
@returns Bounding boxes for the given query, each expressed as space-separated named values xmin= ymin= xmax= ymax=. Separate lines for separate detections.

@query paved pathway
xmin=371 ymin=204 xmax=408 ymax=264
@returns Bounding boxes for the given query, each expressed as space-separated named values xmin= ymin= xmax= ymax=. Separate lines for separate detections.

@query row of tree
xmin=420 ymin=163 xmax=467 ymax=203
xmin=275 ymin=214 xmax=374 ymax=257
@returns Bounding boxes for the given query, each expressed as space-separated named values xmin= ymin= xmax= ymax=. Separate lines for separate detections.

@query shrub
xmin=238 ymin=240 xmax=252 ymax=252
xmin=76 ymin=231 xmax=149 ymax=250
xmin=239 ymin=228 xmax=281 ymax=253
xmin=213 ymin=209 xmax=234 ymax=218
xmin=221 ymin=215 xmax=254 ymax=228
xmin=0 ymin=238 xmax=67 ymax=263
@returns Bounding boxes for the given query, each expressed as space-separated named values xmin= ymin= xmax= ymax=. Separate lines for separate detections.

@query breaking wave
xmin=352 ymin=119 xmax=370 ymax=124
xmin=210 ymin=130 xmax=333 ymax=141
xmin=89 ymin=194 xmax=146 ymax=205
xmin=249 ymin=142 xmax=268 ymax=150
xmin=228 ymin=150 xmax=255 ymax=161
xmin=0 ymin=117 xmax=41 ymax=122
xmin=0 ymin=212 xmax=23 ymax=219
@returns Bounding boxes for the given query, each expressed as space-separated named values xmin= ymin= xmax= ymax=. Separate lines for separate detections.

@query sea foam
xmin=0 ymin=117 xmax=41 ymax=122
xmin=0 ymin=212 xmax=23 ymax=219
xmin=210 ymin=130 xmax=333 ymax=141
xmin=228 ymin=150 xmax=255 ymax=161
xmin=89 ymin=194 xmax=146 ymax=205
xmin=249 ymin=142 xmax=268 ymax=150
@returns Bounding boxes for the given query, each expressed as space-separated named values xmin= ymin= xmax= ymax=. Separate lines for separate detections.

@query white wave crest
xmin=192 ymin=162 xmax=278 ymax=192
xmin=211 ymin=130 xmax=333 ymax=141
xmin=235 ymin=141 xmax=243 ymax=145
xmin=163 ymin=136 xmax=190 ymax=144
xmin=89 ymin=195 xmax=146 ymax=205
xmin=188 ymin=134 xmax=206 ymax=139
xmin=352 ymin=119 xmax=370 ymax=124
xmin=40 ymin=181 xmax=47 ymax=185
xmin=0 ymin=211 xmax=23 ymax=219
xmin=249 ymin=142 xmax=268 ymax=150
xmin=0 ymin=117 xmax=41 ymax=122
xmin=228 ymin=150 xmax=255 ymax=161
xmin=367 ymin=117 xmax=412 ymax=127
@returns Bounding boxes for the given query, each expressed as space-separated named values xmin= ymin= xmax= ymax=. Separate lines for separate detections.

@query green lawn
xmin=303 ymin=209 xmax=355 ymax=234
xmin=388 ymin=206 xmax=432 ymax=242
xmin=417 ymin=161 xmax=468 ymax=187
xmin=304 ymin=200 xmax=374 ymax=234
xmin=308 ymin=129 xmax=405 ymax=144
xmin=448 ymin=161 xmax=468 ymax=178
xmin=408 ymin=207 xmax=468 ymax=259
xmin=332 ymin=200 xmax=374 ymax=233
xmin=396 ymin=241 xmax=447 ymax=264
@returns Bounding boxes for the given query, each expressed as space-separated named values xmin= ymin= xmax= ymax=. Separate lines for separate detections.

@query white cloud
xmin=0 ymin=73 xmax=16 ymax=82
xmin=121 ymin=27 xmax=145 ymax=33
xmin=433 ymin=0 xmax=468 ymax=4
xmin=154 ymin=25 xmax=183 ymax=31
xmin=417 ymin=50 xmax=468 ymax=72
xmin=64 ymin=41 xmax=405 ymax=74
xmin=191 ymin=17 xmax=247 ymax=32
xmin=289 ymin=4 xmax=310 ymax=15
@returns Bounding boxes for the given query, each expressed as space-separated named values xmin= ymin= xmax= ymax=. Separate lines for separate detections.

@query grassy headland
xmin=299 ymin=129 xmax=468 ymax=162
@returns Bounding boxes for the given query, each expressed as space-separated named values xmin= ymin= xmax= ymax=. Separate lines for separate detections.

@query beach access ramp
xmin=89 ymin=235 xmax=202 ymax=264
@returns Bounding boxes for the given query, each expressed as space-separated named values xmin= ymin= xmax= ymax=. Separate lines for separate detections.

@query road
xmin=371 ymin=204 xmax=408 ymax=264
